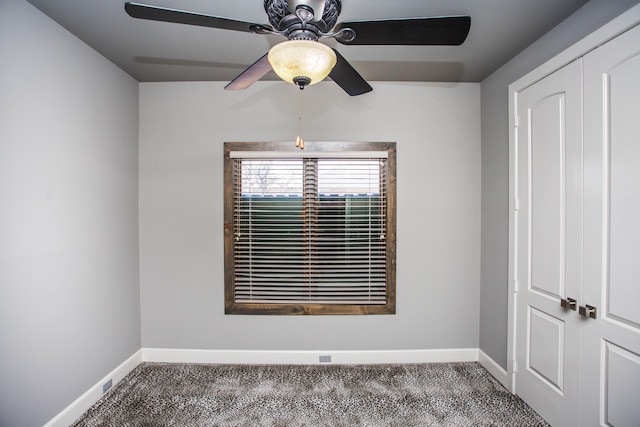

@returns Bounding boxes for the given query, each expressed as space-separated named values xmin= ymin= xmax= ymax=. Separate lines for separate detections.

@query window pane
xmin=241 ymin=160 xmax=302 ymax=196
xmin=316 ymin=159 xmax=386 ymax=302
xmin=235 ymin=160 xmax=306 ymax=298
xmin=235 ymin=157 xmax=386 ymax=304
xmin=317 ymin=159 xmax=381 ymax=195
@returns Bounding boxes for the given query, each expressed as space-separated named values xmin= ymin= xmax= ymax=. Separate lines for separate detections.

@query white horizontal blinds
xmin=233 ymin=159 xmax=305 ymax=302
xmin=313 ymin=158 xmax=387 ymax=303
xmin=233 ymin=156 xmax=387 ymax=305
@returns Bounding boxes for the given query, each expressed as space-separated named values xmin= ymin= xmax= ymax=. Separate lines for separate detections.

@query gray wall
xmin=139 ymin=81 xmax=481 ymax=351
xmin=479 ymin=0 xmax=640 ymax=369
xmin=0 ymin=1 xmax=140 ymax=426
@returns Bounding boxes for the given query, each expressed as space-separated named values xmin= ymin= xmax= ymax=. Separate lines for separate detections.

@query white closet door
xmin=514 ymin=59 xmax=583 ymax=426
xmin=582 ymin=24 xmax=640 ymax=427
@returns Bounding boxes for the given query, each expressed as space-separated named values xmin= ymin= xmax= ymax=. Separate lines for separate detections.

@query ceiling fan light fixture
xmin=268 ymin=40 xmax=337 ymax=88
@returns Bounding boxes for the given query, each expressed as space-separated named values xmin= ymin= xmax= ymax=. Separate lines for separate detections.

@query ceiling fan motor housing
xmin=264 ymin=0 xmax=342 ymax=39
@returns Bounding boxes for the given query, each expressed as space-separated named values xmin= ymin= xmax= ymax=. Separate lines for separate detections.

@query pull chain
xmin=295 ymin=89 xmax=304 ymax=149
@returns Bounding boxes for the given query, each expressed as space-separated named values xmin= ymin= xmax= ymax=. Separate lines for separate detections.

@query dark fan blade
xmin=328 ymin=49 xmax=372 ymax=96
xmin=225 ymin=53 xmax=272 ymax=90
xmin=335 ymin=16 xmax=470 ymax=45
xmin=124 ymin=2 xmax=272 ymax=33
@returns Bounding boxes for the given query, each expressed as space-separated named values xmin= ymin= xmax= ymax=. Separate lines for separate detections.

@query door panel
xmin=604 ymin=342 xmax=640 ymax=426
xmin=530 ymin=94 xmax=566 ymax=298
xmin=515 ymin=59 xmax=583 ymax=427
xmin=582 ymin=23 xmax=640 ymax=426
xmin=528 ymin=307 xmax=565 ymax=390
xmin=608 ymin=52 xmax=640 ymax=328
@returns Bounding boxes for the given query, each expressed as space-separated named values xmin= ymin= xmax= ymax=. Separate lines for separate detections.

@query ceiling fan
xmin=124 ymin=0 xmax=471 ymax=96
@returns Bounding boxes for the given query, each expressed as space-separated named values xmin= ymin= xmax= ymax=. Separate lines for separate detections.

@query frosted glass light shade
xmin=268 ymin=40 xmax=337 ymax=86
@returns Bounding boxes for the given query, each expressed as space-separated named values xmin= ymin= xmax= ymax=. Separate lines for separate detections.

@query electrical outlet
xmin=319 ymin=355 xmax=332 ymax=363
xmin=102 ymin=379 xmax=113 ymax=394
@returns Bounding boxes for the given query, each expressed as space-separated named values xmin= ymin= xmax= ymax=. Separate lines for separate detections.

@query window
xmin=224 ymin=141 xmax=396 ymax=315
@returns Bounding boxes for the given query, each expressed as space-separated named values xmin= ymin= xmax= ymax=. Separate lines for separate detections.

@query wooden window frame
xmin=224 ymin=141 xmax=396 ymax=315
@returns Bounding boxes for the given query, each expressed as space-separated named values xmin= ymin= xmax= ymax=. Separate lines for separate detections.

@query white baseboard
xmin=142 ymin=347 xmax=479 ymax=365
xmin=47 ymin=347 xmax=509 ymax=426
xmin=478 ymin=349 xmax=511 ymax=390
xmin=44 ymin=349 xmax=142 ymax=427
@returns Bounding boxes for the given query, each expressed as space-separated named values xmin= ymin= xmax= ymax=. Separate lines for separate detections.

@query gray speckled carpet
xmin=72 ymin=362 xmax=548 ymax=426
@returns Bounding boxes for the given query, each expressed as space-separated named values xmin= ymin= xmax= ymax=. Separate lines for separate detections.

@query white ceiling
xmin=26 ymin=0 xmax=590 ymax=83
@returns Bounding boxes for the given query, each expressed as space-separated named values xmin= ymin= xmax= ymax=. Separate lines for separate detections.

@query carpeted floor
xmin=72 ymin=362 xmax=548 ymax=426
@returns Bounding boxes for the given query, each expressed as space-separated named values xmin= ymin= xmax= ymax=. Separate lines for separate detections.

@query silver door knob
xmin=560 ymin=297 xmax=577 ymax=310
xmin=579 ymin=304 xmax=597 ymax=319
